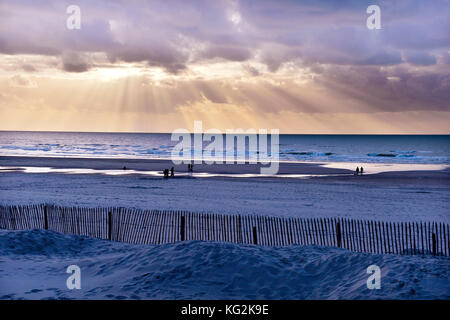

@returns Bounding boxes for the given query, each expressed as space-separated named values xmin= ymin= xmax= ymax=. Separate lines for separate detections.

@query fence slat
xmin=1 ymin=204 xmax=448 ymax=257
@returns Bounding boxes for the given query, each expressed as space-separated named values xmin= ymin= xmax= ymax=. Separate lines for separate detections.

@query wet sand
xmin=1 ymin=155 xmax=449 ymax=178
xmin=0 ymin=155 xmax=350 ymax=175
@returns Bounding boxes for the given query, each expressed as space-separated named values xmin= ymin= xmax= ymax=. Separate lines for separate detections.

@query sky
xmin=0 ymin=0 xmax=449 ymax=133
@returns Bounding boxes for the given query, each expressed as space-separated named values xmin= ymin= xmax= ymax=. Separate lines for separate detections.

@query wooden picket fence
xmin=0 ymin=204 xmax=448 ymax=256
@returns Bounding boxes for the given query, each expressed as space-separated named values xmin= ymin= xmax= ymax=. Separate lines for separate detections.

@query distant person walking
xmin=356 ymin=167 xmax=360 ymax=175
xmin=163 ymin=169 xmax=169 ymax=178
xmin=360 ymin=167 xmax=364 ymax=175
xmin=170 ymin=167 xmax=174 ymax=177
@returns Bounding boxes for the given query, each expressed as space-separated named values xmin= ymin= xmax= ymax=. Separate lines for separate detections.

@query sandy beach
xmin=1 ymin=156 xmax=448 ymax=222
xmin=1 ymin=155 xmax=449 ymax=177
xmin=1 ymin=155 xmax=449 ymax=300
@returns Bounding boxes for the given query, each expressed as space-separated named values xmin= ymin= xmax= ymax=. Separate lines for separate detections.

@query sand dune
xmin=1 ymin=229 xmax=449 ymax=300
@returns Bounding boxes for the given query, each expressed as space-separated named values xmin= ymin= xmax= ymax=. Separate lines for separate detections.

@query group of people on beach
xmin=163 ymin=167 xmax=174 ymax=178
xmin=355 ymin=166 xmax=364 ymax=175
xmin=164 ymin=164 xmax=194 ymax=178
xmin=122 ymin=164 xmax=194 ymax=178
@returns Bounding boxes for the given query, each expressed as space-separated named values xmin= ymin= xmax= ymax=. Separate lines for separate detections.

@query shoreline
xmin=1 ymin=155 xmax=449 ymax=178
xmin=1 ymin=156 xmax=448 ymax=222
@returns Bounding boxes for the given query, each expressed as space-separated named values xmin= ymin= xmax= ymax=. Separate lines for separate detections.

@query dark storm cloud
xmin=61 ymin=52 xmax=91 ymax=72
xmin=202 ymin=45 xmax=252 ymax=62
xmin=313 ymin=65 xmax=450 ymax=112
xmin=404 ymin=51 xmax=437 ymax=66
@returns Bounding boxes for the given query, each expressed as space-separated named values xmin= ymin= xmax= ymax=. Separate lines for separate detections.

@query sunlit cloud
xmin=0 ymin=0 xmax=449 ymax=133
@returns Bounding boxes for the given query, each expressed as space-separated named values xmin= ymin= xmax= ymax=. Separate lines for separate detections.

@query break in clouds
xmin=0 ymin=0 xmax=449 ymax=130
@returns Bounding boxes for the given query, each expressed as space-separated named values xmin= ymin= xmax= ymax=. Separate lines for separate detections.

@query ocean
xmin=0 ymin=131 xmax=449 ymax=164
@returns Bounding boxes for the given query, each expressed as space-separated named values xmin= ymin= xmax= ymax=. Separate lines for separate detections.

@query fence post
xmin=44 ymin=204 xmax=48 ymax=230
xmin=108 ymin=211 xmax=112 ymax=241
xmin=180 ymin=215 xmax=185 ymax=241
xmin=252 ymin=226 xmax=258 ymax=245
xmin=432 ymin=233 xmax=437 ymax=256
xmin=336 ymin=221 xmax=342 ymax=248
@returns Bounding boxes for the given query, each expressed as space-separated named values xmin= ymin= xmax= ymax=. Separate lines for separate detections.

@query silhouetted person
xmin=170 ymin=167 xmax=174 ymax=177
xmin=163 ymin=169 xmax=169 ymax=178
xmin=122 ymin=166 xmax=127 ymax=170
xmin=360 ymin=167 xmax=364 ymax=175
xmin=356 ymin=167 xmax=360 ymax=175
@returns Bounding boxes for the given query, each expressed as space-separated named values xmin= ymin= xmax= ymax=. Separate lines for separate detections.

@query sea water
xmin=0 ymin=131 xmax=449 ymax=164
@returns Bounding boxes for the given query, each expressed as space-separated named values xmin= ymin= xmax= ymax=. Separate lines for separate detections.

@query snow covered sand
xmin=1 ymin=229 xmax=449 ymax=300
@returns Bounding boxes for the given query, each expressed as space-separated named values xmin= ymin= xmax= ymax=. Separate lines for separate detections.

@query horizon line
xmin=0 ymin=129 xmax=449 ymax=136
